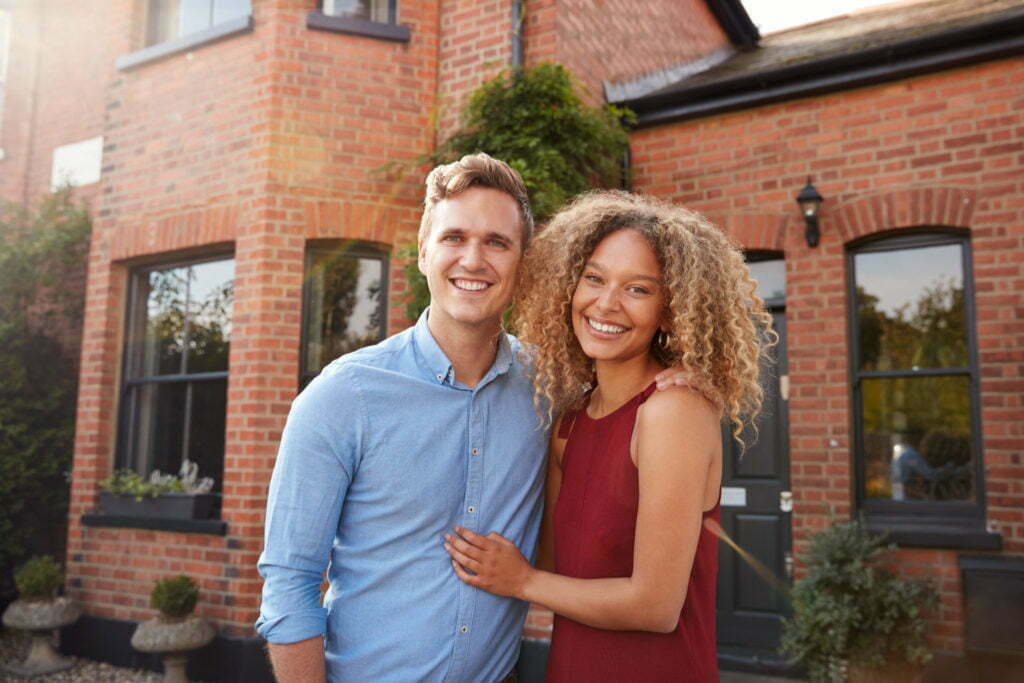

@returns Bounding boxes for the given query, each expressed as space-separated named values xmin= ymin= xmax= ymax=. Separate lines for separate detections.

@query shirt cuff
xmin=255 ymin=607 xmax=328 ymax=644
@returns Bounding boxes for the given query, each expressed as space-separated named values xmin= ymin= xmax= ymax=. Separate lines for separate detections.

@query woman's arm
xmin=445 ymin=386 xmax=721 ymax=633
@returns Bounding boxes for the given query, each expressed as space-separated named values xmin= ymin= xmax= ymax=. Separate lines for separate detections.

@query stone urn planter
xmin=131 ymin=614 xmax=216 ymax=683
xmin=1 ymin=596 xmax=81 ymax=676
xmin=132 ymin=575 xmax=214 ymax=683
xmin=2 ymin=556 xmax=81 ymax=676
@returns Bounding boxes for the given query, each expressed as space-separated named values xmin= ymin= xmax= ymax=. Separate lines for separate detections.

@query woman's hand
xmin=444 ymin=526 xmax=533 ymax=599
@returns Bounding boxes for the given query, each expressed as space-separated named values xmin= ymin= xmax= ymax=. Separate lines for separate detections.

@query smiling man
xmin=256 ymin=154 xmax=548 ymax=683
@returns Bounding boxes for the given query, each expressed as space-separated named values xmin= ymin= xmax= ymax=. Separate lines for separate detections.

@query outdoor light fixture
xmin=795 ymin=177 xmax=824 ymax=248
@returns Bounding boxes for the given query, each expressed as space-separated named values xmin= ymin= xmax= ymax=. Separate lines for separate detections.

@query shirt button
xmin=471 ymin=448 xmax=479 ymax=456
xmin=459 ymin=625 xmax=469 ymax=634
xmin=467 ymin=506 xmax=476 ymax=514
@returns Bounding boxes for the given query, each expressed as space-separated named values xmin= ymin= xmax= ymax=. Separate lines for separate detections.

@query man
xmin=256 ymin=153 xmax=546 ymax=682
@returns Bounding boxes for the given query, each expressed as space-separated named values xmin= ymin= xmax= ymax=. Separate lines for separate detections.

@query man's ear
xmin=417 ymin=239 xmax=427 ymax=276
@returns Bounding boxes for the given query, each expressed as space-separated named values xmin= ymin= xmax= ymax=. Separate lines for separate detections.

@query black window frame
xmin=307 ymin=0 xmax=410 ymax=43
xmin=115 ymin=252 xmax=235 ymax=492
xmin=847 ymin=230 xmax=999 ymax=549
xmin=299 ymin=240 xmax=389 ymax=390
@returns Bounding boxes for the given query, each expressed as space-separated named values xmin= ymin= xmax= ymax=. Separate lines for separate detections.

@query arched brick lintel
xmin=303 ymin=200 xmax=415 ymax=246
xmin=833 ymin=187 xmax=977 ymax=244
xmin=708 ymin=212 xmax=789 ymax=252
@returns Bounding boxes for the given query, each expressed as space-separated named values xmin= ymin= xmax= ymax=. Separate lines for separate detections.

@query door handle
xmin=784 ymin=551 xmax=794 ymax=581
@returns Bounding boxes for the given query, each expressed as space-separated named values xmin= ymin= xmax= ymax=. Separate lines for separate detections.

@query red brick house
xmin=614 ymin=0 xmax=1024 ymax=678
xmin=1 ymin=0 xmax=1021 ymax=680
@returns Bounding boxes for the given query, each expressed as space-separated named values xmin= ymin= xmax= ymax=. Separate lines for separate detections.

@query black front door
xmin=716 ymin=307 xmax=791 ymax=657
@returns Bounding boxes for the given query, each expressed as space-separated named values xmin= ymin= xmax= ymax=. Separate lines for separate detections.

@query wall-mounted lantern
xmin=795 ymin=177 xmax=824 ymax=248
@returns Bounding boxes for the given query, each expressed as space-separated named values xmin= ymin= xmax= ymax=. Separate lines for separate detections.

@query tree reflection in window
xmin=301 ymin=244 xmax=388 ymax=389
xmin=121 ymin=258 xmax=234 ymax=492
xmin=851 ymin=238 xmax=978 ymax=506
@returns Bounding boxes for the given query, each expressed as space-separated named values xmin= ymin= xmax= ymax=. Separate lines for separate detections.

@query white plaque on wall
xmin=51 ymin=135 xmax=103 ymax=189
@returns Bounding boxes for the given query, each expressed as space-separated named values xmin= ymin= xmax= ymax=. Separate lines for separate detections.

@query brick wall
xmin=524 ymin=0 xmax=728 ymax=102
xmin=66 ymin=0 xmax=441 ymax=636
xmin=630 ymin=57 xmax=1024 ymax=654
xmin=436 ymin=0 xmax=515 ymax=139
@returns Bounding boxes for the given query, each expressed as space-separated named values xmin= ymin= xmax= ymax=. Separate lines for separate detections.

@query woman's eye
xmin=628 ymin=286 xmax=651 ymax=295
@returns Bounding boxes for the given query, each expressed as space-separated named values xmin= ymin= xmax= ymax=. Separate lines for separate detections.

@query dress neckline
xmin=581 ymin=380 xmax=658 ymax=421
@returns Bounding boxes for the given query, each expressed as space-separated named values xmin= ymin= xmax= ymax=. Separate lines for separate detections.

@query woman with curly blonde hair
xmin=444 ymin=191 xmax=773 ymax=682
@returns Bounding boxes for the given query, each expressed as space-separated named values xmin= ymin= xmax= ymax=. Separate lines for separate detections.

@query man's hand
xmin=445 ymin=526 xmax=533 ymax=599
xmin=654 ymin=367 xmax=721 ymax=409
xmin=267 ymin=636 xmax=326 ymax=683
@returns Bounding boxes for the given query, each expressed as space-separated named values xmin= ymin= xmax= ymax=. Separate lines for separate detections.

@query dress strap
xmin=557 ymin=409 xmax=579 ymax=439
xmin=637 ymin=380 xmax=659 ymax=404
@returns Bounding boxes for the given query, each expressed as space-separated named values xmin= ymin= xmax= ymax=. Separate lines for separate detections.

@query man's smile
xmin=451 ymin=278 xmax=492 ymax=292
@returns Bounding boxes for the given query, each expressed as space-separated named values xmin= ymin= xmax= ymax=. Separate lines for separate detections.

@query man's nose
xmin=460 ymin=241 xmax=485 ymax=269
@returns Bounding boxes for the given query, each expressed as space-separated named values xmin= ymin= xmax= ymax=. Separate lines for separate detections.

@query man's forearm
xmin=267 ymin=636 xmax=326 ymax=683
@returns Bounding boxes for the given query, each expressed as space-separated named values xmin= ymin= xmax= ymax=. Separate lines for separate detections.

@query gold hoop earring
xmin=656 ymin=330 xmax=672 ymax=349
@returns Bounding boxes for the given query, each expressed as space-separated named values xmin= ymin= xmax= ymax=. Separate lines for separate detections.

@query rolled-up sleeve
xmin=256 ymin=366 xmax=362 ymax=644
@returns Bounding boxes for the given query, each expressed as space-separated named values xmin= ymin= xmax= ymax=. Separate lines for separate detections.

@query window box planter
xmin=99 ymin=492 xmax=220 ymax=520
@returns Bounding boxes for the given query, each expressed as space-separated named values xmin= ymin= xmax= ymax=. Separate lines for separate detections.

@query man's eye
xmin=441 ymin=235 xmax=462 ymax=243
xmin=488 ymin=239 xmax=509 ymax=248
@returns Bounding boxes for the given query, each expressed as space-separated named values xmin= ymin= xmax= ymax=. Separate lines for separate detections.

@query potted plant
xmin=131 ymin=575 xmax=215 ymax=683
xmin=1 ymin=556 xmax=81 ymax=676
xmin=99 ymin=459 xmax=219 ymax=519
xmin=781 ymin=517 xmax=940 ymax=683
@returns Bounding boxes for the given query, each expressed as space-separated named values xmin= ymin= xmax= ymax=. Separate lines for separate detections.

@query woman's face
xmin=571 ymin=228 xmax=666 ymax=365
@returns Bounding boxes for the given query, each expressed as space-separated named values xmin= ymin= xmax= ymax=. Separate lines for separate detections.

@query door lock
xmin=784 ymin=551 xmax=794 ymax=581
xmin=780 ymin=491 xmax=793 ymax=513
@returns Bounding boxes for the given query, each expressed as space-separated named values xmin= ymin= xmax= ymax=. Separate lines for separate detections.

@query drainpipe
xmin=511 ymin=0 xmax=523 ymax=67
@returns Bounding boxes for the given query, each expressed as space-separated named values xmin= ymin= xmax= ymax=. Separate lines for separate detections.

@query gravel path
xmin=0 ymin=629 xmax=162 ymax=682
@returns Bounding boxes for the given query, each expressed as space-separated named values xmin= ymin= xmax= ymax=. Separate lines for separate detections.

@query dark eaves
xmin=625 ymin=6 xmax=1024 ymax=128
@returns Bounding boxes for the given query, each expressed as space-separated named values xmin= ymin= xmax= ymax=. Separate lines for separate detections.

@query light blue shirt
xmin=256 ymin=310 xmax=548 ymax=682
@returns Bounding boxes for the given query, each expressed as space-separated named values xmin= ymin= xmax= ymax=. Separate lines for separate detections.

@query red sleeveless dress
xmin=544 ymin=382 xmax=720 ymax=682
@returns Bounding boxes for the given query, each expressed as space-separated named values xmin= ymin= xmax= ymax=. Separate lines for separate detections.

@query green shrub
xmin=781 ymin=517 xmax=939 ymax=682
xmin=14 ymin=556 xmax=63 ymax=601
xmin=397 ymin=63 xmax=633 ymax=320
xmin=150 ymin=576 xmax=199 ymax=619
xmin=0 ymin=189 xmax=90 ymax=604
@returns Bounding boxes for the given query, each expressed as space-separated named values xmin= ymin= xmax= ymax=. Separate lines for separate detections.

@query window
xmin=849 ymin=232 xmax=986 ymax=536
xmin=308 ymin=0 xmax=409 ymax=42
xmin=322 ymin=0 xmax=395 ymax=24
xmin=147 ymin=0 xmax=251 ymax=46
xmin=300 ymin=243 xmax=388 ymax=390
xmin=118 ymin=256 xmax=235 ymax=492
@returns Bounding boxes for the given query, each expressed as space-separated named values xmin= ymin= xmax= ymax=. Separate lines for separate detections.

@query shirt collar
xmin=412 ymin=307 xmax=514 ymax=386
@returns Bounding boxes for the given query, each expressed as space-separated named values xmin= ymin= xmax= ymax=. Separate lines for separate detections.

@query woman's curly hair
xmin=513 ymin=190 xmax=776 ymax=444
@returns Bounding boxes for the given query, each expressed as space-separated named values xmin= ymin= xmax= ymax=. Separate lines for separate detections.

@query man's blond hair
xmin=419 ymin=153 xmax=534 ymax=248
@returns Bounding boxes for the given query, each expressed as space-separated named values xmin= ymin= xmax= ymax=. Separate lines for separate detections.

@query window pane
xmin=212 ymin=0 xmax=250 ymax=24
xmin=855 ymin=244 xmax=966 ymax=371
xmin=747 ymin=259 xmax=785 ymax=301
xmin=185 ymin=259 xmax=234 ymax=373
xmin=179 ymin=0 xmax=213 ymax=37
xmin=304 ymin=250 xmax=386 ymax=375
xmin=129 ymin=382 xmax=187 ymax=477
xmin=143 ymin=266 xmax=190 ymax=376
xmin=187 ymin=378 xmax=227 ymax=490
xmin=323 ymin=0 xmax=391 ymax=22
xmin=148 ymin=0 xmax=180 ymax=44
xmin=861 ymin=376 xmax=974 ymax=503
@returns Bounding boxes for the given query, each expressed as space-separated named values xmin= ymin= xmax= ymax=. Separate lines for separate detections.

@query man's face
xmin=419 ymin=186 xmax=524 ymax=332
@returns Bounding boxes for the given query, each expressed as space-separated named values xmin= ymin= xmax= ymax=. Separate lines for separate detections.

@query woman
xmin=444 ymin=191 xmax=773 ymax=682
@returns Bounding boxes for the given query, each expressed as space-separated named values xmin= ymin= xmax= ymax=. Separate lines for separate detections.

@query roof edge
xmin=627 ymin=12 xmax=1024 ymax=128
xmin=704 ymin=0 xmax=760 ymax=49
